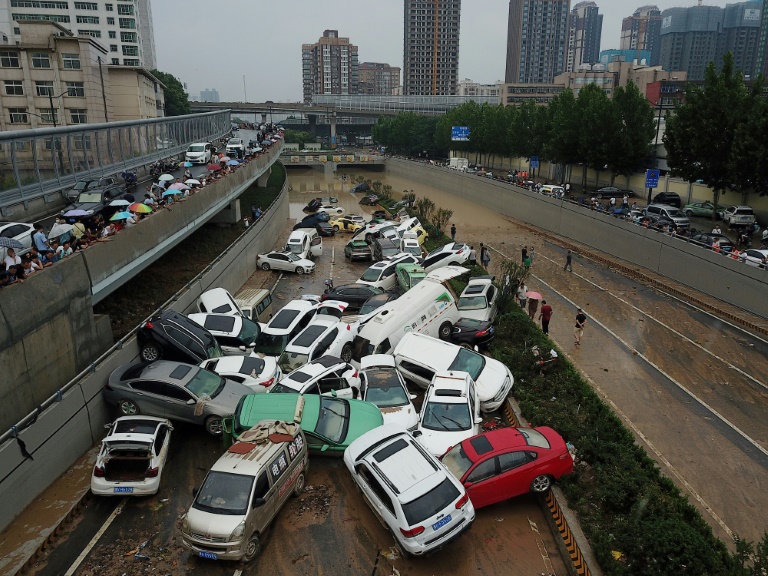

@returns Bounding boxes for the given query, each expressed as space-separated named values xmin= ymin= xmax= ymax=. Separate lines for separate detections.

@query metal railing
xmin=311 ymin=94 xmax=501 ymax=115
xmin=0 ymin=110 xmax=231 ymax=210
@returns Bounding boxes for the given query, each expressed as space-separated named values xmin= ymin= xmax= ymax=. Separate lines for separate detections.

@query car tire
xmin=205 ymin=416 xmax=224 ymax=436
xmin=438 ymin=321 xmax=453 ymax=341
xmin=530 ymin=474 xmax=552 ymax=493
xmin=293 ymin=473 xmax=306 ymax=497
xmin=140 ymin=342 xmax=161 ymax=363
xmin=118 ymin=399 xmax=139 ymax=416
xmin=333 ymin=225 xmax=339 ymax=232
xmin=340 ymin=343 xmax=353 ymax=363
xmin=261 ymin=262 xmax=271 ymax=271
xmin=296 ymin=267 xmax=304 ymax=275
xmin=685 ymin=210 xmax=694 ymax=217
xmin=243 ymin=535 xmax=261 ymax=562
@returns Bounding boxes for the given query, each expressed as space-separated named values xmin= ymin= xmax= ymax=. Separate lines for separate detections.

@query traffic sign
xmin=451 ymin=126 xmax=470 ymax=142
xmin=645 ymin=169 xmax=660 ymax=188
xmin=530 ymin=156 xmax=540 ymax=169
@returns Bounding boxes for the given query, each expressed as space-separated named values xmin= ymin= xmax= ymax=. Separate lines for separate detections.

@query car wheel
xmin=242 ymin=535 xmax=261 ymax=562
xmin=340 ymin=343 xmax=352 ymax=363
xmin=205 ymin=416 xmax=224 ymax=436
xmin=140 ymin=343 xmax=161 ymax=363
xmin=333 ymin=225 xmax=339 ymax=232
xmin=118 ymin=399 xmax=139 ymax=416
xmin=296 ymin=267 xmax=304 ymax=275
xmin=438 ymin=321 xmax=453 ymax=341
xmin=261 ymin=262 xmax=271 ymax=271
xmin=293 ymin=473 xmax=306 ymax=497
xmin=685 ymin=210 xmax=694 ymax=217
xmin=531 ymin=474 xmax=552 ymax=493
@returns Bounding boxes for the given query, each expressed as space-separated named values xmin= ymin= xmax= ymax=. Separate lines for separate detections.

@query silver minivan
xmin=643 ymin=204 xmax=690 ymax=229
xmin=181 ymin=420 xmax=308 ymax=561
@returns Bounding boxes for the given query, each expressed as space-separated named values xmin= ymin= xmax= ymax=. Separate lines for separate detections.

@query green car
xmin=229 ymin=393 xmax=383 ymax=455
xmin=683 ymin=201 xmax=725 ymax=219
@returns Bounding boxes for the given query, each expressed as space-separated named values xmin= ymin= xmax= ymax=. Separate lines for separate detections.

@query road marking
xmin=64 ymin=497 xmax=127 ymax=576
xmin=528 ymin=517 xmax=556 ymax=574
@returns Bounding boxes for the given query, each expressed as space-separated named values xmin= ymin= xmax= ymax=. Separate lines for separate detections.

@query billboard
xmin=451 ymin=126 xmax=470 ymax=141
xmin=744 ymin=8 xmax=760 ymax=21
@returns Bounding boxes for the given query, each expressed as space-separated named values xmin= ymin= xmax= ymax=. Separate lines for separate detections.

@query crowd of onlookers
xmin=0 ymin=129 xmax=282 ymax=289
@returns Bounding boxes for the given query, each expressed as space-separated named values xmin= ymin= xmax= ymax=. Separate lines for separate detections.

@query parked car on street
xmin=185 ymin=142 xmax=213 ymax=165
xmin=315 ymin=221 xmax=335 ymax=237
xmin=449 ymin=318 xmax=495 ymax=349
xmin=104 ymin=360 xmax=251 ymax=435
xmin=137 ymin=310 xmax=223 ymax=364
xmin=343 ymin=425 xmax=475 ymax=556
xmin=441 ymin=426 xmax=574 ymax=508
xmin=652 ymin=191 xmax=682 ymax=208
xmin=594 ymin=186 xmax=632 ymax=199
xmin=277 ymin=316 xmax=357 ymax=372
xmin=66 ymin=176 xmax=118 ymax=202
xmin=691 ymin=233 xmax=735 ymax=253
xmin=683 ymin=201 xmax=725 ymax=219
xmin=359 ymin=355 xmax=418 ymax=429
xmin=457 ymin=276 xmax=498 ymax=322
xmin=199 ymin=355 xmax=281 ymax=392
xmin=331 ymin=216 xmax=363 ymax=233
xmin=91 ymin=416 xmax=173 ymax=496
xmin=722 ymin=205 xmax=756 ymax=229
xmin=317 ymin=204 xmax=344 ymax=215
xmin=60 ymin=187 xmax=127 ymax=222
xmin=356 ymin=254 xmax=419 ymax=291
xmin=257 ymin=250 xmax=315 ymax=274
xmin=741 ymin=248 xmax=768 ymax=268
xmin=344 ymin=239 xmax=372 ymax=261
xmin=232 ymin=393 xmax=383 ymax=455
xmin=422 ymin=242 xmax=470 ymax=273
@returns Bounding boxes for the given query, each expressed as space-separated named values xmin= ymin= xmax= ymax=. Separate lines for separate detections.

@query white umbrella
xmin=48 ymin=222 xmax=74 ymax=239
xmin=109 ymin=199 xmax=130 ymax=207
xmin=158 ymin=173 xmax=175 ymax=181
xmin=185 ymin=179 xmax=201 ymax=185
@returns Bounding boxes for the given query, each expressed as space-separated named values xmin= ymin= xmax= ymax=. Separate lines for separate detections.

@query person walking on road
xmin=517 ymin=283 xmax=528 ymax=309
xmin=468 ymin=245 xmax=477 ymax=266
xmin=564 ymin=250 xmax=573 ymax=272
xmin=527 ymin=297 xmax=539 ymax=319
xmin=574 ymin=307 xmax=587 ymax=345
xmin=521 ymin=245 xmax=528 ymax=265
xmin=480 ymin=243 xmax=490 ymax=270
xmin=450 ymin=224 xmax=456 ymax=241
xmin=539 ymin=300 xmax=553 ymax=334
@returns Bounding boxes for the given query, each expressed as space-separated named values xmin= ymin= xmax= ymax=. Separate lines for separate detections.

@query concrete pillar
xmin=330 ymin=113 xmax=337 ymax=147
xmin=261 ymin=113 xmax=267 ymax=124
xmin=307 ymin=114 xmax=317 ymax=137
xmin=257 ymin=167 xmax=271 ymax=187
xmin=210 ymin=198 xmax=241 ymax=225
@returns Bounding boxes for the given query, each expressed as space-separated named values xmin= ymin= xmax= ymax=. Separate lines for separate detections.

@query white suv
xmin=276 ymin=315 xmax=357 ymax=372
xmin=723 ymin=205 xmax=756 ymax=228
xmin=254 ymin=300 xmax=317 ymax=358
xmin=225 ymin=138 xmax=245 ymax=157
xmin=344 ymin=425 xmax=475 ymax=556
xmin=356 ymin=253 xmax=419 ymax=291
xmin=414 ymin=371 xmax=481 ymax=456
xmin=185 ymin=142 xmax=212 ymax=164
xmin=422 ymin=242 xmax=470 ymax=274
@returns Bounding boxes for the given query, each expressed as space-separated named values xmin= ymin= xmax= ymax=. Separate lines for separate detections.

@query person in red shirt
xmin=539 ymin=300 xmax=553 ymax=334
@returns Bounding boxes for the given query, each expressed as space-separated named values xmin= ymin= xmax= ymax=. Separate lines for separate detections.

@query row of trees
xmin=372 ymin=82 xmax=656 ymax=188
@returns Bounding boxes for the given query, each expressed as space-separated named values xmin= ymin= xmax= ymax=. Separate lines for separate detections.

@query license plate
xmin=432 ymin=514 xmax=452 ymax=531
xmin=114 ymin=486 xmax=133 ymax=493
xmin=198 ymin=551 xmax=218 ymax=560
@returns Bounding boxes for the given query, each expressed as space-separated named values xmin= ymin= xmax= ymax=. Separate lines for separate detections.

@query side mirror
xmin=248 ymin=342 xmax=256 ymax=348
xmin=252 ymin=497 xmax=266 ymax=508
xmin=239 ymin=345 xmax=247 ymax=351
xmin=475 ymin=418 xmax=483 ymax=425
xmin=412 ymin=430 xmax=423 ymax=437
xmin=187 ymin=399 xmax=195 ymax=405
xmin=331 ymin=389 xmax=337 ymax=397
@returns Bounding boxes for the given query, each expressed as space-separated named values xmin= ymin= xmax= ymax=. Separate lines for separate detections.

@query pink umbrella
xmin=169 ymin=182 xmax=189 ymax=190
xmin=526 ymin=291 xmax=542 ymax=300
xmin=207 ymin=163 xmax=222 ymax=171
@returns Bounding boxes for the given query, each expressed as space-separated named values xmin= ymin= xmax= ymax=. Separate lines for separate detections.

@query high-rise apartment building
xmin=758 ymin=0 xmax=768 ymax=76
xmin=403 ymin=0 xmax=461 ymax=96
xmin=566 ymin=1 xmax=603 ymax=72
xmin=0 ymin=0 xmax=156 ymax=69
xmin=302 ymin=30 xmax=359 ymax=103
xmin=358 ymin=62 xmax=401 ymax=96
xmin=505 ymin=0 xmax=570 ymax=84
xmin=457 ymin=78 xmax=503 ymax=99
xmin=659 ymin=3 xmax=761 ymax=81
xmin=200 ymin=88 xmax=220 ymax=103
xmin=620 ymin=6 xmax=662 ymax=67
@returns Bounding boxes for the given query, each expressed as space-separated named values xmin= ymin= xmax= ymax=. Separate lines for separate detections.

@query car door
xmin=152 ymin=423 xmax=172 ymax=473
xmin=462 ymin=456 xmax=500 ymax=508
xmin=310 ymin=329 xmax=337 ymax=361
xmin=354 ymin=463 xmax=398 ymax=530
xmin=485 ymin=285 xmax=498 ymax=321
xmin=272 ymin=253 xmax=290 ymax=272
xmin=318 ymin=370 xmax=353 ymax=398
xmin=127 ymin=381 xmax=168 ymax=417
xmin=249 ymin=471 xmax=275 ymax=537
xmin=497 ymin=450 xmax=541 ymax=499
xmin=155 ymin=382 xmax=198 ymax=423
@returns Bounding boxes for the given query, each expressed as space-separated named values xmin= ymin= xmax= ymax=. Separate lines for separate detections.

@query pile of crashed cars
xmin=95 ymin=202 xmax=574 ymax=562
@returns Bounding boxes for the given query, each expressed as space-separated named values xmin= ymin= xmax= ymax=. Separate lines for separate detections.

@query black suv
xmin=60 ymin=186 xmax=126 ymax=222
xmin=652 ymin=191 xmax=682 ymax=208
xmin=137 ymin=310 xmax=223 ymax=364
xmin=66 ymin=176 xmax=118 ymax=202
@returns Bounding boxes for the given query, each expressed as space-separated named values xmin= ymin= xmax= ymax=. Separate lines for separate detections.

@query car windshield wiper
xmin=440 ymin=414 xmax=464 ymax=430
xmin=323 ymin=406 xmax=350 ymax=420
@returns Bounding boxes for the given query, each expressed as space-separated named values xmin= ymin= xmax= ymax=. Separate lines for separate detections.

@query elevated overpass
xmin=281 ymin=150 xmax=385 ymax=171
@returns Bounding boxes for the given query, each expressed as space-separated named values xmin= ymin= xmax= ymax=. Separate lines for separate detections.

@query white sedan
xmin=199 ymin=355 xmax=282 ymax=392
xmin=317 ymin=204 xmax=345 ymax=215
xmin=91 ymin=416 xmax=172 ymax=496
xmin=0 ymin=221 xmax=34 ymax=261
xmin=257 ymin=250 xmax=315 ymax=274
xmin=741 ymin=249 xmax=768 ymax=268
xmin=360 ymin=355 xmax=418 ymax=430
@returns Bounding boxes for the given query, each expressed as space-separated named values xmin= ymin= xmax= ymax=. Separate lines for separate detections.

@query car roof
xmin=212 ymin=421 xmax=302 ymax=474
xmin=188 ymin=313 xmax=243 ymax=336
xmin=283 ymin=355 xmax=346 ymax=381
xmin=130 ymin=360 xmax=199 ymax=384
xmin=203 ymin=355 xmax=266 ymax=374
xmin=360 ymin=354 xmax=396 ymax=369
xmin=366 ymin=433 xmax=443 ymax=499
xmin=461 ymin=427 xmax=560 ymax=461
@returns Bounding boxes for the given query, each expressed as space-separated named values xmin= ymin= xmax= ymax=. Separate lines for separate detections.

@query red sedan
xmin=440 ymin=426 xmax=573 ymax=509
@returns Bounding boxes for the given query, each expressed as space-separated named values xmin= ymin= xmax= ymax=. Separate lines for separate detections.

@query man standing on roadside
xmin=574 ymin=307 xmax=587 ymax=345
xmin=32 ymin=223 xmax=50 ymax=253
xmin=480 ymin=243 xmax=490 ymax=269
xmin=450 ymin=224 xmax=456 ymax=241
xmin=521 ymin=245 xmax=528 ymax=265
xmin=563 ymin=250 xmax=573 ymax=272
xmin=539 ymin=300 xmax=553 ymax=334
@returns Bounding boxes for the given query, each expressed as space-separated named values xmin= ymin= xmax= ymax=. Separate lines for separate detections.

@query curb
xmin=502 ymin=398 xmax=603 ymax=576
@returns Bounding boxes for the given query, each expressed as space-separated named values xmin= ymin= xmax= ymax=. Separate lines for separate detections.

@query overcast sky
xmin=153 ymin=0 xmax=732 ymax=102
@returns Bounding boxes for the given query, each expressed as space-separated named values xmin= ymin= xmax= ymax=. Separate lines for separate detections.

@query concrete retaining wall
xmin=0 ymin=179 xmax=289 ymax=533
xmin=386 ymin=158 xmax=768 ymax=319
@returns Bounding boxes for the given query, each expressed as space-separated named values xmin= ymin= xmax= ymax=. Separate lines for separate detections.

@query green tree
xmin=150 ymin=69 xmax=191 ymax=117
xmin=664 ymin=52 xmax=749 ymax=214
xmin=729 ymin=77 xmax=768 ymax=200
xmin=432 ymin=207 xmax=453 ymax=234
xmin=413 ymin=197 xmax=435 ymax=224
xmin=606 ymin=81 xmax=656 ymax=184
xmin=283 ymin=129 xmax=316 ymax=149
xmin=576 ymin=84 xmax=614 ymax=188
xmin=545 ymin=89 xmax=581 ymax=171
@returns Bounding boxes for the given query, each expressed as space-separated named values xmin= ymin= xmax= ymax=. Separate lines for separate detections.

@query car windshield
xmin=402 ymin=477 xmax=460 ymax=525
xmin=254 ymin=332 xmax=290 ymax=356
xmin=238 ymin=318 xmax=261 ymax=345
xmin=77 ymin=192 xmax=102 ymax=203
xmin=447 ymin=348 xmax=485 ymax=380
xmin=360 ymin=298 xmax=386 ymax=315
xmin=442 ymin=444 xmax=474 ymax=480
xmin=186 ymin=368 xmax=225 ymax=398
xmin=73 ymin=181 xmax=89 ymax=191
xmin=314 ymin=397 xmax=350 ymax=444
xmin=192 ymin=471 xmax=253 ymax=515
xmin=421 ymin=401 xmax=471 ymax=431
xmin=405 ymin=245 xmax=421 ymax=257
xmin=188 ymin=144 xmax=205 ymax=152
xmin=458 ymin=295 xmax=487 ymax=310
xmin=285 ymin=252 xmax=301 ymax=261
xmin=364 ymin=369 xmax=409 ymax=407
xmin=667 ymin=209 xmax=684 ymax=217
xmin=360 ymin=267 xmax=383 ymax=282
xmin=519 ymin=428 xmax=551 ymax=448
xmin=278 ymin=351 xmax=309 ymax=374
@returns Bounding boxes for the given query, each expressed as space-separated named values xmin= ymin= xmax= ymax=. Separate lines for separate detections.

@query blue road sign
xmin=451 ymin=126 xmax=470 ymax=141
xmin=530 ymin=156 xmax=540 ymax=169
xmin=645 ymin=169 xmax=660 ymax=188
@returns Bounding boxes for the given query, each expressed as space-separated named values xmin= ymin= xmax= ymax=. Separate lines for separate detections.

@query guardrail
xmin=0 ymin=110 xmax=231 ymax=210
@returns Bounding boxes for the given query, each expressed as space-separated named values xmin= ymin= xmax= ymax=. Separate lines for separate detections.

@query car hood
xmin=62 ymin=200 xmax=102 ymax=213
xmin=379 ymin=404 xmax=419 ymax=429
xmin=475 ymin=358 xmax=511 ymax=402
xmin=343 ymin=400 xmax=385 ymax=445
xmin=416 ymin=427 xmax=475 ymax=457
xmin=457 ymin=308 xmax=490 ymax=322
xmin=207 ymin=380 xmax=252 ymax=414
xmin=185 ymin=507 xmax=242 ymax=539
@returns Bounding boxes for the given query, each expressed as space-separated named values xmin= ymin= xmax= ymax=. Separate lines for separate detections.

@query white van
xmin=285 ymin=229 xmax=322 ymax=260
xmin=234 ymin=288 xmax=274 ymax=323
xmin=181 ymin=420 xmax=308 ymax=561
xmin=350 ymin=266 xmax=466 ymax=363
xmin=399 ymin=231 xmax=422 ymax=260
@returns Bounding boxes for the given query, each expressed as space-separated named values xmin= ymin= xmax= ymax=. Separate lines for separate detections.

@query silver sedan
xmin=257 ymin=250 xmax=315 ymax=274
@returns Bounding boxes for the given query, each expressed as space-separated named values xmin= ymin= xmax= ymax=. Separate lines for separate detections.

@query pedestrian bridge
xmin=281 ymin=151 xmax=385 ymax=170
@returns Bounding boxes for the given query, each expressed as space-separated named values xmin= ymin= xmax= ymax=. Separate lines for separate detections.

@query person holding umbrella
xmin=526 ymin=290 xmax=542 ymax=319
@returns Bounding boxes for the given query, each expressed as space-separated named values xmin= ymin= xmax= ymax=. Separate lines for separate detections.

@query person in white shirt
xmin=4 ymin=247 xmax=21 ymax=269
